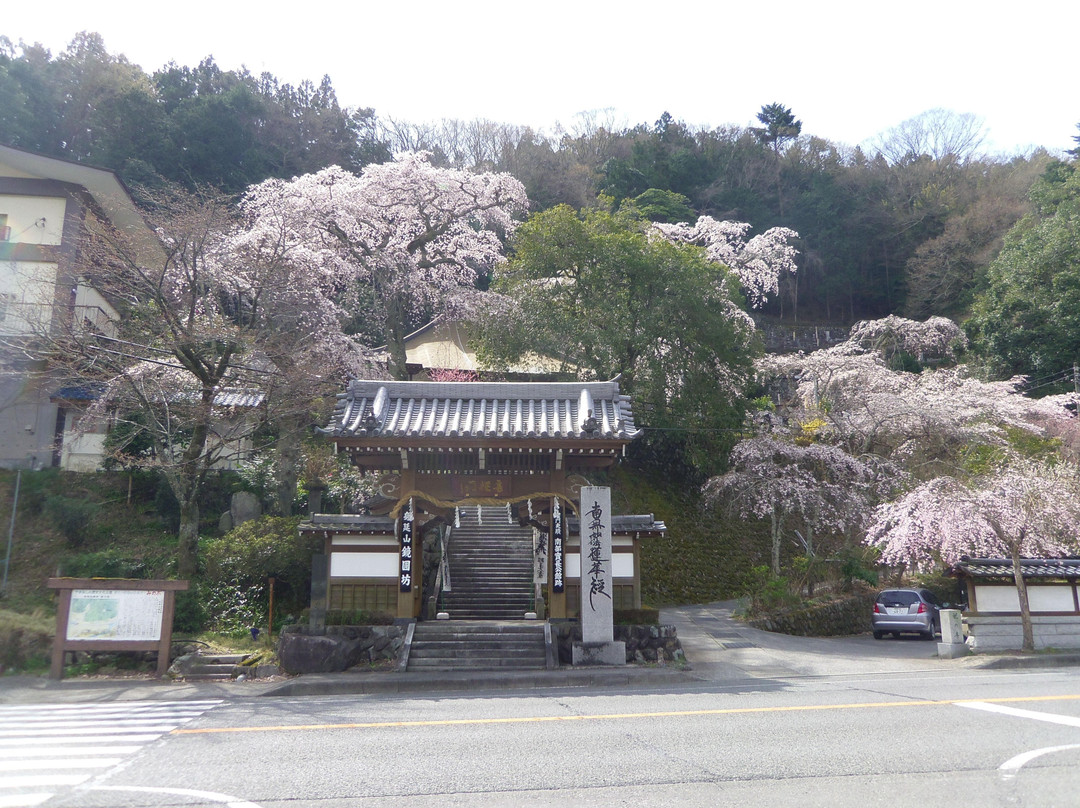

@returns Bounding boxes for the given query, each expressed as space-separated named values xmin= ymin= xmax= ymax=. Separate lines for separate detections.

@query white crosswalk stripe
xmin=0 ymin=699 xmax=221 ymax=808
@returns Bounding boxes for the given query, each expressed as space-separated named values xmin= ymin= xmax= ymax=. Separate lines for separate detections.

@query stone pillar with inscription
xmin=571 ymin=486 xmax=626 ymax=666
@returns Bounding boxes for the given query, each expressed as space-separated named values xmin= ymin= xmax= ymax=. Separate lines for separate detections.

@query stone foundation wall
xmin=966 ymin=615 xmax=1080 ymax=652
xmin=277 ymin=624 xmax=406 ymax=674
xmin=747 ymin=592 xmax=876 ymax=636
xmin=553 ymin=624 xmax=684 ymax=665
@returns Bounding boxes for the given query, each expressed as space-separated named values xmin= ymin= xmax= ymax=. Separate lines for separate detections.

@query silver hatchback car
xmin=872 ymin=588 xmax=941 ymax=640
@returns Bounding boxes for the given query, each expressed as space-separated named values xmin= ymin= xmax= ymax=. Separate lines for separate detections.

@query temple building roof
xmin=324 ymin=379 xmax=642 ymax=442
xmin=954 ymin=558 xmax=1080 ymax=579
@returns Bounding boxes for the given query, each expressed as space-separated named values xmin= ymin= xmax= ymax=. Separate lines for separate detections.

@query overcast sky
xmin=5 ymin=0 xmax=1075 ymax=157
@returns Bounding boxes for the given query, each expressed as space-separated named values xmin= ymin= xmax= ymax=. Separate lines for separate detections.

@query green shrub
xmin=57 ymin=549 xmax=151 ymax=579
xmin=44 ymin=495 xmax=101 ymax=547
xmin=172 ymin=590 xmax=207 ymax=633
xmin=614 ymin=608 xmax=660 ymax=625
xmin=742 ymin=565 xmax=801 ymax=615
xmin=15 ymin=468 xmax=60 ymax=514
xmin=0 ymin=608 xmax=53 ymax=673
xmin=201 ymin=516 xmax=319 ymax=623
xmin=835 ymin=547 xmax=880 ymax=589
xmin=200 ymin=581 xmax=266 ymax=636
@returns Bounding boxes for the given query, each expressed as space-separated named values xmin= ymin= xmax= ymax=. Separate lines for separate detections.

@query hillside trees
xmin=477 ymin=204 xmax=763 ymax=474
xmin=241 ymin=152 xmax=528 ymax=380
xmin=0 ymin=35 xmax=388 ymax=192
xmin=967 ymin=160 xmax=1080 ymax=379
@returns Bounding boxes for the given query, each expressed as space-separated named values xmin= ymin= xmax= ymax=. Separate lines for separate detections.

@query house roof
xmin=954 ymin=557 xmax=1080 ymax=579
xmin=324 ymin=379 xmax=642 ymax=442
xmin=51 ymin=385 xmax=265 ymax=409
xmin=0 ymin=143 xmax=164 ymax=267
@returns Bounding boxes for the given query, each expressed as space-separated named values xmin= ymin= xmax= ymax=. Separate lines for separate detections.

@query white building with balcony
xmin=0 ymin=144 xmax=161 ymax=470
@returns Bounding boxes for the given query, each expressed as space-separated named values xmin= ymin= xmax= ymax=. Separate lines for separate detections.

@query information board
xmin=66 ymin=589 xmax=165 ymax=642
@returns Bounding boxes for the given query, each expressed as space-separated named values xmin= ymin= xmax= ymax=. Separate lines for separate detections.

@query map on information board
xmin=66 ymin=589 xmax=165 ymax=641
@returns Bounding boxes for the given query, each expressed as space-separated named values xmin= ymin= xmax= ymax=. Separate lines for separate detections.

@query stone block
xmin=230 ymin=491 xmax=262 ymax=528
xmin=572 ymin=640 xmax=626 ymax=666
xmin=937 ymin=641 xmax=969 ymax=659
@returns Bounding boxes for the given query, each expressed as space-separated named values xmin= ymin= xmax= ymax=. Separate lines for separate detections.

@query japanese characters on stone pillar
xmin=580 ymin=486 xmax=614 ymax=643
xmin=533 ymin=526 xmax=547 ymax=586
xmin=399 ymin=498 xmax=414 ymax=593
xmin=551 ymin=497 xmax=565 ymax=593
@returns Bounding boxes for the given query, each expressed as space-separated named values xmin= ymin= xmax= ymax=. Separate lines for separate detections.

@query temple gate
xmin=300 ymin=379 xmax=664 ymax=621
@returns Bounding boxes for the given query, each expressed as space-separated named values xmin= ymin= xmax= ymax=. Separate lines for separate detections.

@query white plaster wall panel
xmin=564 ymin=552 xmax=633 ymax=579
xmin=1 ymin=260 xmax=58 ymax=335
xmin=330 ymin=552 xmax=399 ymax=578
xmin=2 ymin=195 xmax=67 ymax=244
xmin=975 ymin=584 xmax=1077 ymax=613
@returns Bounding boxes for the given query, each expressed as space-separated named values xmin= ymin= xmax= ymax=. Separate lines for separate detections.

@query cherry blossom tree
xmin=242 ymin=152 xmax=529 ymax=379
xmin=847 ymin=314 xmax=967 ymax=365
xmin=865 ymin=461 xmax=1080 ymax=651
xmin=758 ymin=317 xmax=1073 ymax=464
xmin=62 ymin=184 xmax=371 ymax=573
xmin=704 ymin=436 xmax=901 ymax=576
xmin=655 ymin=216 xmax=799 ymax=308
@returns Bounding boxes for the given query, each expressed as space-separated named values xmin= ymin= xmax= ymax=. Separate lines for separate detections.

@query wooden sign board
xmin=46 ymin=578 xmax=188 ymax=679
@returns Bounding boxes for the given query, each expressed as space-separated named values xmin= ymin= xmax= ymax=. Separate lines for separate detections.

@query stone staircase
xmin=169 ymin=652 xmax=252 ymax=681
xmin=438 ymin=505 xmax=535 ymax=620
xmin=406 ymin=621 xmax=548 ymax=671
xmin=407 ymin=506 xmax=548 ymax=671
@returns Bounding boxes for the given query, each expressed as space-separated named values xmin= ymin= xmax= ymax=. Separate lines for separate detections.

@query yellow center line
xmin=173 ymin=694 xmax=1080 ymax=735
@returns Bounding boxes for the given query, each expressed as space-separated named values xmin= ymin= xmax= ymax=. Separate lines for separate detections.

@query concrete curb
xmin=260 ymin=666 xmax=692 ymax=697
xmin=971 ymin=652 xmax=1080 ymax=670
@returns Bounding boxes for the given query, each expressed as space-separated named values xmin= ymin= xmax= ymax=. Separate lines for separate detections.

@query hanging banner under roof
xmin=399 ymin=498 xmax=414 ymax=593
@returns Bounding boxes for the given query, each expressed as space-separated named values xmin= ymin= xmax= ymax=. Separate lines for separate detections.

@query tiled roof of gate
xmin=300 ymin=512 xmax=665 ymax=535
xmin=324 ymin=379 xmax=643 ymax=441
xmin=955 ymin=557 xmax=1080 ymax=578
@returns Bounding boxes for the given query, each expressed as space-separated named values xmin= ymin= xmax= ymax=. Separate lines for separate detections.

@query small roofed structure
xmin=303 ymin=378 xmax=664 ymax=621
xmin=952 ymin=557 xmax=1080 ymax=652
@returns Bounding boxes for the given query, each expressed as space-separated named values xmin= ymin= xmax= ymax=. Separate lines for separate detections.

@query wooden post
xmin=268 ymin=576 xmax=275 ymax=639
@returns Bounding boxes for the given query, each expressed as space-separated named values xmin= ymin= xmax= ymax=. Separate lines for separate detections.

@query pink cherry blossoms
xmin=655 ymin=216 xmax=799 ymax=308
xmin=238 ymin=152 xmax=528 ymax=377
xmin=865 ymin=462 xmax=1080 ymax=569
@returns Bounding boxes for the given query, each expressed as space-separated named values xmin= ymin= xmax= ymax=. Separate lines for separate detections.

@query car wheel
xmin=873 ymin=630 xmax=884 ymax=640
xmin=922 ymin=626 xmax=936 ymax=641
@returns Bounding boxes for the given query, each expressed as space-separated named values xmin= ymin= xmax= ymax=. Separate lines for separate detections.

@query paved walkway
xmin=661 ymin=600 xmax=976 ymax=681
xmin=2 ymin=604 xmax=1076 ymax=705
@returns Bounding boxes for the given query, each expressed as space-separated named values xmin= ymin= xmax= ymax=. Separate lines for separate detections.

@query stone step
xmin=411 ymin=643 xmax=544 ymax=655
xmin=407 ymin=657 xmax=545 ymax=670
xmin=415 ymin=625 xmax=542 ymax=636
xmin=436 ymin=610 xmax=536 ymax=620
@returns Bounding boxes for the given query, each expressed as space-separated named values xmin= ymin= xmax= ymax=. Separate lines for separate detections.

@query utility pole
xmin=2 ymin=469 xmax=20 ymax=595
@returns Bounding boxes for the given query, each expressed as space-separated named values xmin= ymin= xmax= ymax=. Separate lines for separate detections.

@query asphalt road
xmin=10 ymin=667 xmax=1080 ymax=807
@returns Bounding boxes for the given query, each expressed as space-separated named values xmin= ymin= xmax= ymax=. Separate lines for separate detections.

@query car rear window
xmin=877 ymin=590 xmax=919 ymax=605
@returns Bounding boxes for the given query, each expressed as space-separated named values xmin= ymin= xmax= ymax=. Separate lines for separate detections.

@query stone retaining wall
xmin=277 ymin=624 xmax=406 ymax=674
xmin=747 ymin=591 xmax=876 ymax=636
xmin=553 ymin=624 xmax=684 ymax=665
xmin=966 ymin=615 xmax=1080 ymax=652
